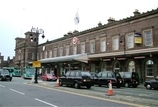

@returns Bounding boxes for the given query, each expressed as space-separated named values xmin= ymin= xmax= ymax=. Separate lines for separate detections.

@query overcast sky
xmin=0 ymin=0 xmax=158 ymax=60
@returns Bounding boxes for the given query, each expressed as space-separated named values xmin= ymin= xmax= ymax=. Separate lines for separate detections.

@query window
xmin=66 ymin=71 xmax=70 ymax=77
xmin=70 ymin=71 xmax=75 ymax=77
xmin=37 ymin=53 xmax=39 ymax=60
xmin=45 ymin=51 xmax=47 ymax=58
xmin=102 ymin=72 xmax=107 ymax=77
xmin=112 ymin=37 xmax=119 ymax=50
xmin=21 ymin=54 xmax=23 ymax=60
xmin=54 ymin=48 xmax=57 ymax=57
xmin=32 ymin=52 xmax=34 ymax=60
xmin=73 ymin=45 xmax=77 ymax=55
xmin=114 ymin=61 xmax=120 ymax=72
xmin=49 ymin=50 xmax=52 ymax=58
xmin=81 ymin=43 xmax=85 ymax=54
xmin=128 ymin=61 xmax=135 ymax=72
xmin=144 ymin=29 xmax=153 ymax=46
xmin=97 ymin=72 xmax=102 ymax=77
xmin=76 ymin=71 xmax=80 ymax=77
xmin=100 ymin=40 xmax=106 ymax=52
xmin=90 ymin=41 xmax=95 ymax=53
xmin=145 ymin=60 xmax=154 ymax=77
xmin=101 ymin=62 xmax=106 ymax=72
xmin=60 ymin=47 xmax=63 ymax=56
xmin=66 ymin=46 xmax=69 ymax=56
xmin=107 ymin=73 xmax=114 ymax=78
xmin=18 ymin=55 xmax=21 ymax=60
xmin=127 ymin=33 xmax=134 ymax=48
xmin=40 ymin=52 xmax=42 ymax=59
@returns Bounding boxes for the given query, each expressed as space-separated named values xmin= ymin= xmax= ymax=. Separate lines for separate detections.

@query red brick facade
xmin=15 ymin=9 xmax=158 ymax=82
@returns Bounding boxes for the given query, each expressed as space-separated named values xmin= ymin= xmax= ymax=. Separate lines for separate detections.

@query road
xmin=0 ymin=77 xmax=146 ymax=107
xmin=39 ymin=78 xmax=158 ymax=100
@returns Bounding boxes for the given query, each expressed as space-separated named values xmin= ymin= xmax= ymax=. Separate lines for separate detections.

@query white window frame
xmin=45 ymin=51 xmax=47 ymax=58
xmin=49 ymin=50 xmax=52 ymax=58
xmin=90 ymin=41 xmax=95 ymax=53
xmin=81 ymin=42 xmax=85 ymax=54
xmin=73 ymin=44 xmax=77 ymax=55
xmin=143 ymin=29 xmax=153 ymax=46
xmin=112 ymin=36 xmax=119 ymax=51
xmin=100 ymin=40 xmax=106 ymax=52
xmin=127 ymin=33 xmax=134 ymax=49
xmin=145 ymin=60 xmax=154 ymax=77
xmin=54 ymin=48 xmax=57 ymax=57
xmin=32 ymin=52 xmax=34 ymax=60
xmin=60 ymin=47 xmax=63 ymax=56
xmin=66 ymin=46 xmax=69 ymax=56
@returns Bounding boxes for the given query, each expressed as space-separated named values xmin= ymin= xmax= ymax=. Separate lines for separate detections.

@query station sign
xmin=32 ymin=61 xmax=41 ymax=67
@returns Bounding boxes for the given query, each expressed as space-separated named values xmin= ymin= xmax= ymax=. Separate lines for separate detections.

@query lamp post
xmin=30 ymin=27 xmax=45 ymax=83
xmin=120 ymin=35 xmax=126 ymax=72
xmin=23 ymin=38 xmax=26 ymax=76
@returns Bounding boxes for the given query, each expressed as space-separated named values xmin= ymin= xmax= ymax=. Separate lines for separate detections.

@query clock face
xmin=43 ymin=46 xmax=45 ymax=51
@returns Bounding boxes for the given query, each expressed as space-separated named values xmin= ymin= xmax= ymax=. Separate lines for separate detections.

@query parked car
xmin=0 ymin=69 xmax=12 ymax=81
xmin=119 ymin=72 xmax=139 ymax=88
xmin=144 ymin=75 xmax=158 ymax=90
xmin=59 ymin=70 xmax=94 ymax=89
xmin=42 ymin=73 xmax=57 ymax=81
xmin=96 ymin=71 xmax=122 ymax=88
xmin=90 ymin=72 xmax=98 ymax=84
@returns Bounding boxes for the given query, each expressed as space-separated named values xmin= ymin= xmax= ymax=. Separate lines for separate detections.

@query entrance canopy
xmin=39 ymin=53 xmax=88 ymax=63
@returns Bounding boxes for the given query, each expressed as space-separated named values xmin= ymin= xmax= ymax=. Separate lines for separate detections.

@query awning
xmin=39 ymin=53 xmax=89 ymax=63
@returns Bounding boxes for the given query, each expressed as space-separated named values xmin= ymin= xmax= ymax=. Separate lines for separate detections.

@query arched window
xmin=114 ymin=61 xmax=120 ymax=72
xmin=128 ymin=61 xmax=135 ymax=72
xmin=145 ymin=60 xmax=154 ymax=77
xmin=45 ymin=51 xmax=47 ymax=58
xmin=101 ymin=62 xmax=106 ymax=72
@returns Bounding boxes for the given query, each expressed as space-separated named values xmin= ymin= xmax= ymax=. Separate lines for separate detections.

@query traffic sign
xmin=32 ymin=61 xmax=41 ymax=67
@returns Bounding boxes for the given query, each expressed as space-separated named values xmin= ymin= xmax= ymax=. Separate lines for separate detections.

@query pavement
xmin=27 ymin=80 xmax=158 ymax=107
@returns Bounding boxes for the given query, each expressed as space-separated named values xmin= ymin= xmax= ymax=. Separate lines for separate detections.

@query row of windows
xmin=101 ymin=59 xmax=154 ymax=77
xmin=35 ymin=29 xmax=152 ymax=59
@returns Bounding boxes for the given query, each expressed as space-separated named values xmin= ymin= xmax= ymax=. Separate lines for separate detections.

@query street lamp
xmin=30 ymin=27 xmax=45 ymax=83
xmin=120 ymin=35 xmax=126 ymax=55
xmin=119 ymin=35 xmax=126 ymax=72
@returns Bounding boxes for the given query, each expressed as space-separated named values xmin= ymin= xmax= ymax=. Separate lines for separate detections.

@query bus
xmin=3 ymin=67 xmax=21 ymax=77
xmin=23 ymin=66 xmax=35 ymax=79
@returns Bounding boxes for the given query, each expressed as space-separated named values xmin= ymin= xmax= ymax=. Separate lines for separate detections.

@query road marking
xmin=10 ymin=88 xmax=25 ymax=95
xmin=27 ymin=84 xmax=149 ymax=107
xmin=35 ymin=98 xmax=58 ymax=107
xmin=0 ymin=84 xmax=5 ymax=87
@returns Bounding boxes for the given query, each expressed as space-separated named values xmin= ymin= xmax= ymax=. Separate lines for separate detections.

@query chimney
xmin=133 ymin=9 xmax=140 ymax=16
xmin=98 ymin=21 xmax=102 ymax=26
xmin=108 ymin=17 xmax=115 ymax=24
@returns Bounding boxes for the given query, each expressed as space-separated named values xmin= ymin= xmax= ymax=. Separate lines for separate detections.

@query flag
xmin=74 ymin=11 xmax=80 ymax=25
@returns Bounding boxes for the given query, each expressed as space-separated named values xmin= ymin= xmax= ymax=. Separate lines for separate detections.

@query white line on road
xmin=35 ymin=98 xmax=58 ymax=107
xmin=0 ymin=84 xmax=5 ymax=87
xmin=10 ymin=88 xmax=25 ymax=95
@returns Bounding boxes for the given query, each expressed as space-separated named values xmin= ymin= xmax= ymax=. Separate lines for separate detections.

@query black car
xmin=0 ymin=69 xmax=12 ymax=81
xmin=90 ymin=72 xmax=98 ymax=84
xmin=59 ymin=70 xmax=93 ymax=89
xmin=96 ymin=71 xmax=122 ymax=88
xmin=144 ymin=75 xmax=158 ymax=90
xmin=119 ymin=72 xmax=139 ymax=88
